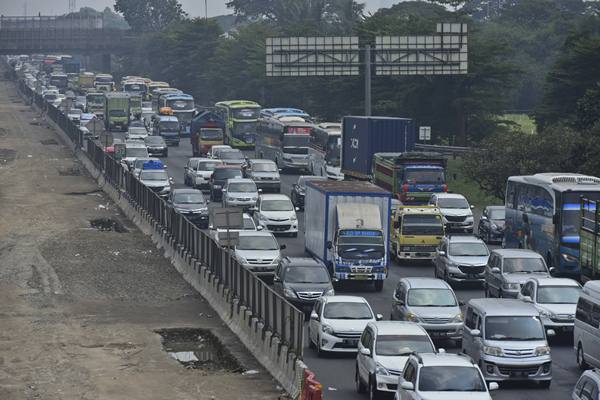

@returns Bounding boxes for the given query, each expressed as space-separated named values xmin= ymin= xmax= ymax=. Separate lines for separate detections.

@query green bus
xmin=581 ymin=198 xmax=600 ymax=282
xmin=215 ymin=100 xmax=261 ymax=148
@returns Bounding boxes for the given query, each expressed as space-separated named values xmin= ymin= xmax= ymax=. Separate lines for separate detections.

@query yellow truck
xmin=390 ymin=205 xmax=445 ymax=261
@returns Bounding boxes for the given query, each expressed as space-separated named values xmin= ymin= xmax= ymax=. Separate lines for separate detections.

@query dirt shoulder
xmin=0 ymin=78 xmax=282 ymax=399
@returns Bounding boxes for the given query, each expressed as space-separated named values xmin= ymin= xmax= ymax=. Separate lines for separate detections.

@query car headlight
xmin=561 ymin=253 xmax=577 ymax=263
xmin=227 ymin=196 xmax=235 ymax=201
xmin=375 ymin=363 xmax=389 ymax=376
xmin=535 ymin=346 xmax=551 ymax=356
xmin=321 ymin=324 xmax=333 ymax=334
xmin=452 ymin=312 xmax=463 ymax=322
xmin=466 ymin=216 xmax=474 ymax=222
xmin=323 ymin=288 xmax=335 ymax=296
xmin=538 ymin=309 xmax=553 ymax=318
xmin=283 ymin=288 xmax=297 ymax=298
xmin=213 ymin=184 xmax=221 ymax=189
xmin=251 ymin=197 xmax=257 ymax=201
xmin=406 ymin=312 xmax=421 ymax=323
xmin=174 ymin=207 xmax=186 ymax=213
xmin=236 ymin=255 xmax=247 ymax=264
xmin=259 ymin=214 xmax=268 ymax=221
xmin=199 ymin=207 xmax=208 ymax=213
xmin=502 ymin=282 xmax=520 ymax=290
xmin=483 ymin=346 xmax=504 ymax=357
xmin=291 ymin=214 xmax=297 ymax=221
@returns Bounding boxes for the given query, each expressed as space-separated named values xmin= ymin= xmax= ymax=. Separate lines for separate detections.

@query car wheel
xmin=369 ymin=377 xmax=381 ymax=400
xmin=539 ymin=380 xmax=551 ymax=389
xmin=577 ymin=344 xmax=589 ymax=370
xmin=487 ymin=231 xmax=492 ymax=244
xmin=454 ymin=339 xmax=462 ymax=348
xmin=498 ymin=290 xmax=504 ymax=298
xmin=316 ymin=336 xmax=325 ymax=358
xmin=355 ymin=366 xmax=366 ymax=393
xmin=308 ymin=329 xmax=315 ymax=349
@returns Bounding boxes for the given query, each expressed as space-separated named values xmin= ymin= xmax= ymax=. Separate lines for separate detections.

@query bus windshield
xmin=232 ymin=121 xmax=256 ymax=137
xmin=87 ymin=95 xmax=104 ymax=105
xmin=561 ymin=192 xmax=600 ymax=236
xmin=326 ymin=136 xmax=341 ymax=166
xmin=167 ymin=99 xmax=194 ymax=110
xmin=232 ymin=108 xmax=260 ymax=119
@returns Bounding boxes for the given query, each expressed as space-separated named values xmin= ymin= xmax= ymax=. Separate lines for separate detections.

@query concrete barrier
xmin=30 ymin=90 xmax=308 ymax=399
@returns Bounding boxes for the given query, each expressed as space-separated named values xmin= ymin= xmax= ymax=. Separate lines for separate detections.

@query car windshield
xmin=45 ymin=94 xmax=57 ymax=100
xmin=485 ymin=316 xmax=545 ymax=340
xmin=284 ymin=266 xmax=330 ymax=284
xmin=140 ymin=170 xmax=168 ymax=181
xmin=503 ymin=257 xmax=547 ymax=273
xmin=402 ymin=214 xmax=444 ymax=235
xmin=174 ymin=193 xmax=205 ymax=204
xmin=283 ymin=146 xmax=309 ymax=155
xmin=262 ymin=199 xmax=293 ymax=211
xmin=127 ymin=148 xmax=148 ymax=158
xmin=407 ymin=289 xmax=457 ymax=307
xmin=236 ymin=235 xmax=278 ymax=250
xmin=109 ymin=110 xmax=127 ymax=117
xmin=214 ymin=169 xmax=242 ymax=180
xmin=228 ymin=182 xmax=257 ymax=192
xmin=323 ymin=302 xmax=373 ymax=319
xmin=145 ymin=137 xmax=165 ymax=145
xmin=242 ymin=217 xmax=256 ymax=230
xmin=253 ymin=162 xmax=278 ymax=172
xmin=129 ymin=128 xmax=147 ymax=135
xmin=376 ymin=335 xmax=435 ymax=356
xmin=418 ymin=366 xmax=486 ymax=392
xmin=198 ymin=161 xmax=222 ymax=171
xmin=438 ymin=198 xmax=469 ymax=209
xmin=489 ymin=208 xmax=505 ymax=220
xmin=537 ymin=286 xmax=581 ymax=304
xmin=404 ymin=168 xmax=445 ymax=184
xmin=220 ymin=151 xmax=244 ymax=160
xmin=448 ymin=243 xmax=488 ymax=257
xmin=159 ymin=121 xmax=179 ymax=131
xmin=200 ymin=128 xmax=223 ymax=140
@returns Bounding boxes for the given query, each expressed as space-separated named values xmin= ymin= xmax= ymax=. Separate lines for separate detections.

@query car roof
xmin=417 ymin=353 xmax=476 ymax=368
xmin=260 ymin=194 xmax=291 ymax=200
xmin=125 ymin=143 xmax=146 ymax=148
xmin=214 ymin=165 xmax=241 ymax=170
xmin=369 ymin=321 xmax=429 ymax=336
xmin=172 ymin=188 xmax=203 ymax=194
xmin=434 ymin=193 xmax=467 ymax=199
xmin=582 ymin=369 xmax=600 ymax=382
xmin=528 ymin=277 xmax=581 ymax=287
xmin=583 ymin=281 xmax=600 ymax=298
xmin=282 ymin=256 xmax=324 ymax=267
xmin=467 ymin=298 xmax=538 ymax=316
xmin=401 ymin=277 xmax=452 ymax=290
xmin=445 ymin=235 xmax=485 ymax=243
xmin=248 ymin=159 xmax=276 ymax=164
xmin=323 ymin=295 xmax=368 ymax=304
xmin=491 ymin=248 xmax=543 ymax=258
xmin=486 ymin=205 xmax=505 ymax=211
xmin=237 ymin=230 xmax=275 ymax=238
xmin=227 ymin=178 xmax=255 ymax=184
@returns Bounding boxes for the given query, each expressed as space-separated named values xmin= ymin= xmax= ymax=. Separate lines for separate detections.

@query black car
xmin=209 ymin=165 xmax=243 ymax=202
xmin=167 ymin=188 xmax=209 ymax=228
xmin=273 ymin=257 xmax=334 ymax=316
xmin=290 ymin=175 xmax=327 ymax=210
xmin=144 ymin=135 xmax=168 ymax=157
xmin=478 ymin=205 xmax=505 ymax=243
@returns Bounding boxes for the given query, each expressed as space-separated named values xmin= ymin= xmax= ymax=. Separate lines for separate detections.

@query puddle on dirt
xmin=155 ymin=328 xmax=243 ymax=372
xmin=40 ymin=139 xmax=58 ymax=145
xmin=0 ymin=148 xmax=16 ymax=164
xmin=58 ymin=166 xmax=81 ymax=176
xmin=89 ymin=218 xmax=129 ymax=233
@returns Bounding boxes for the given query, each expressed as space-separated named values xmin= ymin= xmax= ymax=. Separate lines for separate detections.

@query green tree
xmin=114 ymin=0 xmax=187 ymax=32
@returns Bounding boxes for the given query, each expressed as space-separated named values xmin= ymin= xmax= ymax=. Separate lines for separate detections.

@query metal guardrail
xmin=17 ymin=79 xmax=305 ymax=359
xmin=415 ymin=143 xmax=478 ymax=155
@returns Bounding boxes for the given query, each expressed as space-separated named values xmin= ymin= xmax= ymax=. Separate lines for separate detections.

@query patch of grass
xmin=446 ymin=156 xmax=502 ymax=209
xmin=501 ymin=113 xmax=537 ymax=134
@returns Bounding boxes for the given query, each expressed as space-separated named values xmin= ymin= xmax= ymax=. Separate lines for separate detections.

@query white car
xmin=517 ymin=277 xmax=581 ymax=332
xmin=210 ymin=213 xmax=260 ymax=245
xmin=222 ymin=178 xmax=260 ymax=208
xmin=395 ymin=353 xmax=497 ymax=400
xmin=184 ymin=158 xmax=224 ymax=190
xmin=131 ymin=157 xmax=161 ymax=178
xmin=356 ymin=321 xmax=437 ymax=397
xmin=210 ymin=145 xmax=232 ymax=159
xmin=127 ymin=126 xmax=149 ymax=141
xmin=253 ymin=194 xmax=299 ymax=237
xmin=232 ymin=230 xmax=284 ymax=277
xmin=308 ymin=296 xmax=382 ymax=356
xmin=429 ymin=193 xmax=474 ymax=233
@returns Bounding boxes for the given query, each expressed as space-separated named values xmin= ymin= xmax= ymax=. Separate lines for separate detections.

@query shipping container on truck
xmin=304 ymin=180 xmax=392 ymax=291
xmin=341 ymin=116 xmax=415 ymax=180
xmin=581 ymin=198 xmax=600 ymax=282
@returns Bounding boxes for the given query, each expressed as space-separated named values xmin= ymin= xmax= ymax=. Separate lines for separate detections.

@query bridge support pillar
xmin=101 ymin=54 xmax=111 ymax=74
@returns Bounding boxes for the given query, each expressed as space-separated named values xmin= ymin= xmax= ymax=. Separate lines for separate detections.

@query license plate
xmin=353 ymin=275 xmax=370 ymax=280
xmin=430 ymin=331 xmax=446 ymax=337
xmin=344 ymin=339 xmax=358 ymax=346
xmin=467 ymin=274 xmax=479 ymax=279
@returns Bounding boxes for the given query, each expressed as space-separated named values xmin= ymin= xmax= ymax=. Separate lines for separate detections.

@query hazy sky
xmin=0 ymin=0 xmax=399 ymax=18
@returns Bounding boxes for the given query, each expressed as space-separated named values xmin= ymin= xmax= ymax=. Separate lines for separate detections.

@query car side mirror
xmin=400 ymin=381 xmax=414 ymax=391
xmin=258 ymin=188 xmax=263 ymax=193
xmin=546 ymin=329 xmax=556 ymax=337
xmin=359 ymin=347 xmax=371 ymax=357
xmin=222 ymin=188 xmax=226 ymax=192
xmin=310 ymin=312 xmax=318 ymax=320
xmin=327 ymin=241 xmax=333 ymax=250
xmin=256 ymin=225 xmax=263 ymax=231
xmin=280 ymin=244 xmax=286 ymax=250
xmin=549 ymin=266 xmax=556 ymax=274
xmin=376 ymin=314 xmax=383 ymax=321
xmin=491 ymin=267 xmax=501 ymax=274
xmin=480 ymin=216 xmax=488 ymax=221
xmin=295 ymin=207 xmax=300 ymax=211
xmin=470 ymin=205 xmax=475 ymax=209
xmin=169 ymin=177 xmax=174 ymax=184
xmin=521 ymin=295 xmax=533 ymax=303
xmin=470 ymin=329 xmax=481 ymax=337
xmin=438 ymin=348 xmax=446 ymax=353
xmin=488 ymin=382 xmax=499 ymax=391
xmin=438 ymin=250 xmax=446 ymax=257
xmin=459 ymin=300 xmax=465 ymax=306
xmin=273 ymin=276 xmax=281 ymax=283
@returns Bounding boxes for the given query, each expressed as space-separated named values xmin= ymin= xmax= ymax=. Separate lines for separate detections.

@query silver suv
xmin=461 ymin=298 xmax=554 ymax=387
xmin=484 ymin=249 xmax=551 ymax=298
xmin=390 ymin=278 xmax=463 ymax=345
xmin=244 ymin=159 xmax=281 ymax=192
xmin=434 ymin=235 xmax=489 ymax=284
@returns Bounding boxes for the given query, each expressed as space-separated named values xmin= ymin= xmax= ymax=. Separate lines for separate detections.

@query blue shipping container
xmin=341 ymin=116 xmax=415 ymax=179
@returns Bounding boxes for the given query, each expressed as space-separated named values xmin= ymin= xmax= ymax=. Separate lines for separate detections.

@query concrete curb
xmin=42 ymin=104 xmax=306 ymax=399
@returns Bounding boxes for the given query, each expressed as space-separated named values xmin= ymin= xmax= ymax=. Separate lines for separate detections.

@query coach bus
xmin=160 ymin=93 xmax=195 ymax=137
xmin=255 ymin=116 xmax=311 ymax=171
xmin=215 ymin=100 xmax=261 ymax=148
xmin=504 ymin=173 xmax=600 ymax=277
xmin=308 ymin=122 xmax=343 ymax=180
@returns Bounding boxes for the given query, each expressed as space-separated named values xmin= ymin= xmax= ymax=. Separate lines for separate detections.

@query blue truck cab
xmin=153 ymin=115 xmax=181 ymax=146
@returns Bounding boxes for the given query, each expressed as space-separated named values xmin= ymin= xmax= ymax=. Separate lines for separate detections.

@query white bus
xmin=308 ymin=122 xmax=343 ymax=180
xmin=255 ymin=116 xmax=311 ymax=171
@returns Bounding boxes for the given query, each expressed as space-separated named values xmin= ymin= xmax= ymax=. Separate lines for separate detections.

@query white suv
xmin=429 ymin=193 xmax=474 ymax=233
xmin=356 ymin=321 xmax=436 ymax=398
xmin=395 ymin=353 xmax=497 ymax=400
xmin=253 ymin=194 xmax=299 ymax=237
xmin=308 ymin=296 xmax=382 ymax=356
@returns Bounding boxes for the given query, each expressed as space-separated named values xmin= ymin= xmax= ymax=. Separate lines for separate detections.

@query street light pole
xmin=364 ymin=45 xmax=372 ymax=117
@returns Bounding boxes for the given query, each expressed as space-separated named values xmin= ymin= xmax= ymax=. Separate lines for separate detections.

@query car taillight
xmin=442 ymin=184 xmax=448 ymax=192
xmin=402 ymin=184 xmax=409 ymax=193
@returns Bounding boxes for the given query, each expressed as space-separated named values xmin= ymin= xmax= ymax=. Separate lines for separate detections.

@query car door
xmin=398 ymin=361 xmax=418 ymax=400
xmin=357 ymin=327 xmax=373 ymax=384
xmin=518 ymin=281 xmax=533 ymax=302
xmin=590 ymin=305 xmax=600 ymax=366
xmin=273 ymin=262 xmax=284 ymax=295
xmin=391 ymin=282 xmax=408 ymax=320
xmin=479 ymin=208 xmax=489 ymax=237
xmin=309 ymin=299 xmax=323 ymax=344
xmin=436 ymin=241 xmax=448 ymax=277
xmin=486 ymin=254 xmax=501 ymax=297
xmin=463 ymin=308 xmax=482 ymax=362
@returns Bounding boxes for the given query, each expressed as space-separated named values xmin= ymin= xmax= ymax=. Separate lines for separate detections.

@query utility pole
xmin=364 ymin=45 xmax=372 ymax=117
xmin=205 ymin=0 xmax=208 ymax=20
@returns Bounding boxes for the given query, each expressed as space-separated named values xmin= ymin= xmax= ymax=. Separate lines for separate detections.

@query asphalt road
xmin=112 ymin=132 xmax=581 ymax=399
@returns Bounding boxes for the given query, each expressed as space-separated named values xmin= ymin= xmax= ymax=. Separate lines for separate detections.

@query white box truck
xmin=304 ymin=180 xmax=392 ymax=291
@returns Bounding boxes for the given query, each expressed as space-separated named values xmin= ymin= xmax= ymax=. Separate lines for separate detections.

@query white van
xmin=574 ymin=281 xmax=600 ymax=369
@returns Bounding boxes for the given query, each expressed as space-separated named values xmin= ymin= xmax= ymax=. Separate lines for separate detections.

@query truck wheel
xmin=374 ymin=280 xmax=384 ymax=292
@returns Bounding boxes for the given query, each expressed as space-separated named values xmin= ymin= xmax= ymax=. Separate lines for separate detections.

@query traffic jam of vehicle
xmin=11 ymin=53 xmax=600 ymax=400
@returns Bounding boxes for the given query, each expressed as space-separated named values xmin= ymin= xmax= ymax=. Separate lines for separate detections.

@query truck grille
xmin=268 ymin=224 xmax=291 ymax=231
xmin=402 ymin=245 xmax=437 ymax=253
xmin=503 ymin=348 xmax=535 ymax=358
xmin=458 ymin=265 xmax=485 ymax=274
xmin=246 ymin=259 xmax=274 ymax=265
xmin=550 ymin=314 xmax=574 ymax=322
xmin=421 ymin=317 xmax=453 ymax=324
xmin=445 ymin=215 xmax=466 ymax=222
xmin=498 ymin=365 xmax=540 ymax=376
